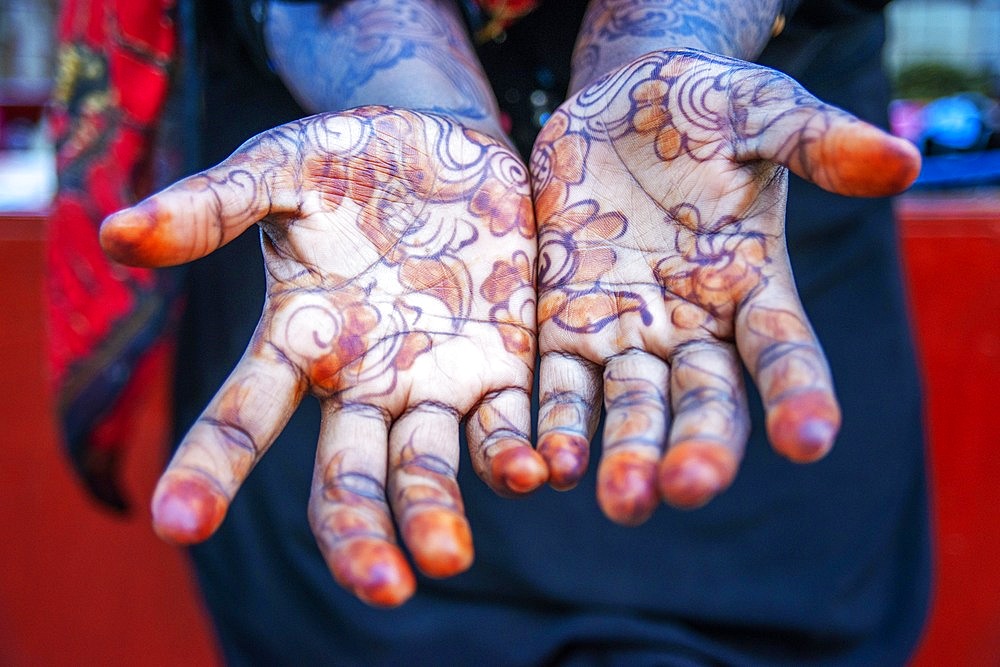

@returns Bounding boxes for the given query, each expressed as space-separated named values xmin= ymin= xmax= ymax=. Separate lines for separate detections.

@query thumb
xmin=731 ymin=67 xmax=921 ymax=197
xmin=100 ymin=147 xmax=297 ymax=268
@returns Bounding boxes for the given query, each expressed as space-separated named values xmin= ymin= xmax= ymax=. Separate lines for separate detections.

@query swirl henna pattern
xmin=101 ymin=107 xmax=544 ymax=607
xmin=530 ymin=49 xmax=920 ymax=525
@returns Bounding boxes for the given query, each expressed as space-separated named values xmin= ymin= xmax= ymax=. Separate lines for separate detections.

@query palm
xmin=101 ymin=107 xmax=545 ymax=606
xmin=530 ymin=50 xmax=920 ymax=524
xmin=257 ymin=109 xmax=534 ymax=411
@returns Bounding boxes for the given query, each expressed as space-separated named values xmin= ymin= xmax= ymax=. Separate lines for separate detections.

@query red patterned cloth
xmin=47 ymin=0 xmax=177 ymax=510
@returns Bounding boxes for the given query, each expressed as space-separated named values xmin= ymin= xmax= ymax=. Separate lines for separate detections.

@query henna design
xmin=481 ymin=249 xmax=535 ymax=354
xmin=597 ymin=355 xmax=668 ymax=523
xmin=104 ymin=106 xmax=542 ymax=606
xmin=532 ymin=48 xmax=919 ymax=519
xmin=312 ymin=449 xmax=414 ymax=606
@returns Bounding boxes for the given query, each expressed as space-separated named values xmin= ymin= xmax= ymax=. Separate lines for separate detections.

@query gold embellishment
xmin=53 ymin=44 xmax=82 ymax=106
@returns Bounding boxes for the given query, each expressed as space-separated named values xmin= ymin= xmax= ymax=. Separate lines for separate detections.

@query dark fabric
xmin=174 ymin=1 xmax=929 ymax=664
xmin=791 ymin=1 xmax=893 ymax=27
xmin=477 ymin=0 xmax=588 ymax=157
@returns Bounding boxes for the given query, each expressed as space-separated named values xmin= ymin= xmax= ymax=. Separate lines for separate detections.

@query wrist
xmin=265 ymin=0 xmax=507 ymax=140
xmin=569 ymin=0 xmax=785 ymax=94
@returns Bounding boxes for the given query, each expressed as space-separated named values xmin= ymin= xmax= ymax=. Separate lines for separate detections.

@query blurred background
xmin=0 ymin=0 xmax=998 ymax=664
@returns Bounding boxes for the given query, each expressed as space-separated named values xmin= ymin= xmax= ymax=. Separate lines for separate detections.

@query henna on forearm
xmin=265 ymin=0 xmax=505 ymax=138
xmin=571 ymin=0 xmax=784 ymax=93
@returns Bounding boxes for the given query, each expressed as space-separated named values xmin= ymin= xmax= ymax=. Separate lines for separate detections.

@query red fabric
xmin=473 ymin=0 xmax=540 ymax=41
xmin=476 ymin=0 xmax=540 ymax=21
xmin=47 ymin=0 xmax=176 ymax=510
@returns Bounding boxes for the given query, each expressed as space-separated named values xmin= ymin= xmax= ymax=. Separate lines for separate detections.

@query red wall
xmin=0 ymin=191 xmax=998 ymax=663
xmin=900 ymin=194 xmax=1000 ymax=665
xmin=0 ymin=214 xmax=220 ymax=666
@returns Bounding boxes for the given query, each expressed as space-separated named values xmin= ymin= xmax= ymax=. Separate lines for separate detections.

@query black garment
xmin=173 ymin=2 xmax=929 ymax=664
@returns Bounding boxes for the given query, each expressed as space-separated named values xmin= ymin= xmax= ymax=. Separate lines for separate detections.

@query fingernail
xmin=404 ymin=511 xmax=474 ymax=578
xmin=660 ymin=456 xmax=722 ymax=509
xmin=597 ymin=452 xmax=658 ymax=526
xmin=492 ymin=446 xmax=549 ymax=495
xmin=538 ymin=432 xmax=589 ymax=490
xmin=793 ymin=418 xmax=837 ymax=461
xmin=152 ymin=477 xmax=226 ymax=543
xmin=767 ymin=391 xmax=840 ymax=463
xmin=333 ymin=539 xmax=416 ymax=608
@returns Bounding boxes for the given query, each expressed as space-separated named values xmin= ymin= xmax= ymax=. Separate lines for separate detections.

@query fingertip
xmin=658 ymin=442 xmax=738 ymax=509
xmin=151 ymin=475 xmax=228 ymax=544
xmin=99 ymin=203 xmax=165 ymax=266
xmin=537 ymin=431 xmax=589 ymax=490
xmin=331 ymin=539 xmax=417 ymax=608
xmin=887 ymin=135 xmax=923 ymax=188
xmin=819 ymin=124 xmax=922 ymax=197
xmin=403 ymin=511 xmax=474 ymax=579
xmin=490 ymin=443 xmax=549 ymax=495
xmin=766 ymin=390 xmax=840 ymax=463
xmin=597 ymin=451 xmax=658 ymax=526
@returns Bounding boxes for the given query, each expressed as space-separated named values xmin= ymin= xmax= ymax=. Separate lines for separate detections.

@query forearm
xmin=570 ymin=0 xmax=786 ymax=93
xmin=265 ymin=0 xmax=505 ymax=139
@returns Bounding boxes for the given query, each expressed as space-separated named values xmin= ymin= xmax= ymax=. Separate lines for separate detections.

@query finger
xmin=310 ymin=402 xmax=415 ymax=608
xmin=596 ymin=350 xmax=669 ymax=526
xmin=736 ymin=294 xmax=840 ymax=464
xmin=659 ymin=341 xmax=749 ymax=509
xmin=730 ymin=67 xmax=921 ymax=197
xmin=151 ymin=352 xmax=303 ymax=543
xmin=536 ymin=351 xmax=603 ymax=490
xmin=100 ymin=146 xmax=296 ymax=267
xmin=466 ymin=387 xmax=548 ymax=496
xmin=388 ymin=404 xmax=473 ymax=579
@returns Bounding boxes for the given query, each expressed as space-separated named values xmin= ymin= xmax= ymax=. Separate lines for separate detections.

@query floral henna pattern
xmin=481 ymin=249 xmax=535 ymax=354
xmin=238 ymin=108 xmax=537 ymax=400
xmin=102 ymin=106 xmax=543 ymax=606
xmin=531 ymin=49 xmax=920 ymax=521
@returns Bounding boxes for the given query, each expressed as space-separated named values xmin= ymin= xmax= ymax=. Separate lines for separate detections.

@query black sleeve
xmin=787 ymin=0 xmax=892 ymax=27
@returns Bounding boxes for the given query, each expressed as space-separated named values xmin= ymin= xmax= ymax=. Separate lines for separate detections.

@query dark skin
xmin=100 ymin=0 xmax=920 ymax=606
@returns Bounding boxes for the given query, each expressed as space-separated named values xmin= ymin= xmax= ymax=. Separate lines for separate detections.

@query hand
xmin=529 ymin=49 xmax=920 ymax=525
xmin=100 ymin=107 xmax=545 ymax=606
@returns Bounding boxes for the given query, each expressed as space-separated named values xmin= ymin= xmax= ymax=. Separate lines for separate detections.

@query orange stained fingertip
xmin=537 ymin=431 xmax=590 ymax=490
xmin=659 ymin=441 xmax=739 ymax=509
xmin=491 ymin=444 xmax=549 ymax=494
xmin=821 ymin=124 xmax=922 ymax=197
xmin=403 ymin=510 xmax=474 ymax=578
xmin=330 ymin=538 xmax=416 ymax=608
xmin=99 ymin=200 xmax=183 ymax=267
xmin=597 ymin=450 xmax=659 ymax=526
xmin=151 ymin=476 xmax=228 ymax=544
xmin=766 ymin=389 xmax=841 ymax=463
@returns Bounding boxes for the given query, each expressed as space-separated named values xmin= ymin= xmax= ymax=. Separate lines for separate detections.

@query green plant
xmin=893 ymin=61 xmax=993 ymax=100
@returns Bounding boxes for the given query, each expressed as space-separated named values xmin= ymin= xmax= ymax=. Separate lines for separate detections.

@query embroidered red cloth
xmin=47 ymin=0 xmax=176 ymax=510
